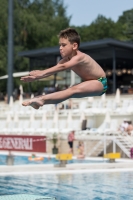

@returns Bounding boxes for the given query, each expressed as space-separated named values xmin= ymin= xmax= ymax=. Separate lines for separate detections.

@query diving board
xmin=56 ymin=153 xmax=72 ymax=160
xmin=104 ymin=153 xmax=121 ymax=159
xmin=0 ymin=194 xmax=56 ymax=200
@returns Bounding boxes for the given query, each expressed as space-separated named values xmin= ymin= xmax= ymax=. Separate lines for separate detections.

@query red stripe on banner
xmin=0 ymin=135 xmax=46 ymax=152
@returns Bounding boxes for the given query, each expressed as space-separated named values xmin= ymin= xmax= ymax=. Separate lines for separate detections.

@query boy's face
xmin=59 ymin=37 xmax=77 ymax=58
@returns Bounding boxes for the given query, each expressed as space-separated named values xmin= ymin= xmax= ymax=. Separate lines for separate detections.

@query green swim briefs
xmin=97 ymin=77 xmax=108 ymax=95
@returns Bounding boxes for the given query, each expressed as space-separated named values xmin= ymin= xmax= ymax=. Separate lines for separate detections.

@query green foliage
xmin=75 ymin=15 xmax=127 ymax=42
xmin=14 ymin=0 xmax=70 ymax=49
xmin=117 ymin=9 xmax=133 ymax=41
xmin=0 ymin=1 xmax=8 ymax=76
xmin=51 ymin=133 xmax=58 ymax=147
xmin=0 ymin=0 xmax=70 ymax=92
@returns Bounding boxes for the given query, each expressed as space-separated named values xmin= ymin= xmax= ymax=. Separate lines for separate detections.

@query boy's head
xmin=58 ymin=28 xmax=80 ymax=48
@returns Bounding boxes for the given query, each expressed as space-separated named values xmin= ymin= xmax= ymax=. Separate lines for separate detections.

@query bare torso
xmin=61 ymin=51 xmax=105 ymax=81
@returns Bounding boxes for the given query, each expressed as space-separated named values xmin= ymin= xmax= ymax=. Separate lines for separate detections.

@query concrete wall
xmin=46 ymin=139 xmax=129 ymax=158
xmin=46 ymin=139 xmax=97 ymax=155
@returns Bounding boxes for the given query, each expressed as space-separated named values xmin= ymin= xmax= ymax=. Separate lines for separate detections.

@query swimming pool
xmin=0 ymin=154 xmax=109 ymax=165
xmin=0 ymin=171 xmax=133 ymax=200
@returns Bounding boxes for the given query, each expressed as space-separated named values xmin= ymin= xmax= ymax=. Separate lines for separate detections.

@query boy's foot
xmin=22 ymin=98 xmax=44 ymax=109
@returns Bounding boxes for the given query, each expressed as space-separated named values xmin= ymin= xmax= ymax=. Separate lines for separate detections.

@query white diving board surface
xmin=0 ymin=194 xmax=56 ymax=200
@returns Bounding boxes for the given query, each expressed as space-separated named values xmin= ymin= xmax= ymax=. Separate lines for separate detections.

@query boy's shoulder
xmin=58 ymin=57 xmax=68 ymax=64
xmin=58 ymin=51 xmax=89 ymax=66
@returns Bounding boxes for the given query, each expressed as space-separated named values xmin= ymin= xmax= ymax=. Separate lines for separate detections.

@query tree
xmin=75 ymin=15 xmax=126 ymax=42
xmin=0 ymin=1 xmax=8 ymax=76
xmin=0 ymin=0 xmax=71 ymax=93
xmin=14 ymin=0 xmax=70 ymax=49
xmin=118 ymin=9 xmax=133 ymax=41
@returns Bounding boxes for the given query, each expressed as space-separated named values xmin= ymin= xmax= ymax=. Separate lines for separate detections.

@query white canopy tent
xmin=0 ymin=72 xmax=63 ymax=81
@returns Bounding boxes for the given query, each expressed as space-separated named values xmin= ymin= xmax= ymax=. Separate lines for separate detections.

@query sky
xmin=63 ymin=0 xmax=133 ymax=26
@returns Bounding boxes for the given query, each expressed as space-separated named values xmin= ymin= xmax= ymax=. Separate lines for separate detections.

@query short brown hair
xmin=58 ymin=28 xmax=80 ymax=47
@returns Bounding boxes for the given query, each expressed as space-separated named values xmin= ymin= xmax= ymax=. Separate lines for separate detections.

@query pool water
xmin=0 ymin=172 xmax=133 ymax=200
xmin=0 ymin=155 xmax=108 ymax=165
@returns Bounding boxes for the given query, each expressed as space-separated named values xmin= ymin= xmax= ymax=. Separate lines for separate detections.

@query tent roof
xmin=18 ymin=38 xmax=133 ymax=58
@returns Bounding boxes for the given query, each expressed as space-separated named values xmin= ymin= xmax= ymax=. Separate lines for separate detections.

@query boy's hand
xmin=20 ymin=75 xmax=36 ymax=82
xmin=20 ymin=70 xmax=44 ymax=82
xmin=29 ymin=70 xmax=44 ymax=77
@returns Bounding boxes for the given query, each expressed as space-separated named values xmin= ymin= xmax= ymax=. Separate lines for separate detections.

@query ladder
xmin=115 ymin=134 xmax=133 ymax=158
xmin=88 ymin=139 xmax=112 ymax=157
xmin=88 ymin=132 xmax=133 ymax=158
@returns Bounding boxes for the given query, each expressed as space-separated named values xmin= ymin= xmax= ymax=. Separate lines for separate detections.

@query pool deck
xmin=0 ymin=152 xmax=133 ymax=175
xmin=1 ymin=159 xmax=133 ymax=175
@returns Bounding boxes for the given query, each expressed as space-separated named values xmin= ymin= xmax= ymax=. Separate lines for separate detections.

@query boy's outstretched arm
xmin=20 ymin=56 xmax=80 ymax=82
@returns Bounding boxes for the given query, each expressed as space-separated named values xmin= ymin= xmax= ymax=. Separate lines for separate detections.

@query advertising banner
xmin=0 ymin=135 xmax=46 ymax=152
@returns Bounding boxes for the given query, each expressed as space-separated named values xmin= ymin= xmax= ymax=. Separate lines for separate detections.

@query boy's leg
xmin=22 ymin=80 xmax=103 ymax=109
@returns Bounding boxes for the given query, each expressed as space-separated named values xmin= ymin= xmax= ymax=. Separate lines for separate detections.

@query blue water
xmin=0 ymin=172 xmax=133 ymax=199
xmin=0 ymin=155 xmax=108 ymax=165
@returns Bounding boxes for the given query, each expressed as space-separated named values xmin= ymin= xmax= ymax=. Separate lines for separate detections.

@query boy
xmin=21 ymin=28 xmax=107 ymax=109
